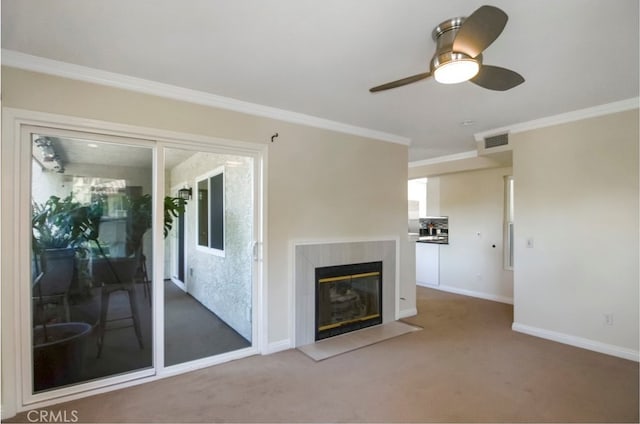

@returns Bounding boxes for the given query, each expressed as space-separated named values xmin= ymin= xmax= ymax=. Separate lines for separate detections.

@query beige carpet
xmin=7 ymin=286 xmax=639 ymax=423
xmin=297 ymin=320 xmax=422 ymax=361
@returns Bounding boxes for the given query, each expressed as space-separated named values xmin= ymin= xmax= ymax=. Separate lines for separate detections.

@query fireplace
xmin=315 ymin=261 xmax=383 ymax=341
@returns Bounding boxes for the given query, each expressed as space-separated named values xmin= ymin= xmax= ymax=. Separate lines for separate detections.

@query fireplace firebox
xmin=315 ymin=261 xmax=383 ymax=341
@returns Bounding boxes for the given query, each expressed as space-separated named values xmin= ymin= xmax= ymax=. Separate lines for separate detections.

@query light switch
xmin=526 ymin=238 xmax=534 ymax=248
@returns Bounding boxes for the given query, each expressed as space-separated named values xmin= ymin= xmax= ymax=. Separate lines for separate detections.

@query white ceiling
xmin=2 ymin=0 xmax=639 ymax=162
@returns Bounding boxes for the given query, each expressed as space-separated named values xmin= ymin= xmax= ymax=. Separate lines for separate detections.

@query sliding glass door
xmin=30 ymin=133 xmax=154 ymax=392
xmin=15 ymin=121 xmax=262 ymax=405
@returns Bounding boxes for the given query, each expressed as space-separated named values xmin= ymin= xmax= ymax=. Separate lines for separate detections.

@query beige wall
xmin=1 ymin=67 xmax=411 ymax=348
xmin=437 ymin=166 xmax=514 ymax=302
xmin=410 ymin=165 xmax=513 ymax=303
xmin=512 ymin=109 xmax=639 ymax=355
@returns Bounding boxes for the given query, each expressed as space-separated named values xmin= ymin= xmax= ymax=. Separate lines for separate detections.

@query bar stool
xmin=135 ymin=254 xmax=151 ymax=306
xmin=91 ymin=257 xmax=144 ymax=358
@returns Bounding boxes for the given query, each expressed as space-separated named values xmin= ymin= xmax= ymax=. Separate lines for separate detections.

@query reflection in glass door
xmin=30 ymin=133 xmax=154 ymax=392
xmin=170 ymin=183 xmax=187 ymax=289
xmin=164 ymin=148 xmax=253 ymax=366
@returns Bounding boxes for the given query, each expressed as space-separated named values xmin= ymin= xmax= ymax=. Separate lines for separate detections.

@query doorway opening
xmin=164 ymin=148 xmax=255 ymax=366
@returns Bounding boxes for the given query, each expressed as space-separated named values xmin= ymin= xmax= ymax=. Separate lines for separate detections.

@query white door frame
xmin=1 ymin=107 xmax=268 ymax=417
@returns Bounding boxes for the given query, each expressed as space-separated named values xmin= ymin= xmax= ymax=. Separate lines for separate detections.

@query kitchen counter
xmin=416 ymin=235 xmax=448 ymax=244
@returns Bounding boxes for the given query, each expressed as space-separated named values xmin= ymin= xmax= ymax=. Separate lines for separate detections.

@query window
xmin=408 ymin=178 xmax=428 ymax=219
xmin=504 ymin=176 xmax=514 ymax=270
xmin=197 ymin=167 xmax=224 ymax=254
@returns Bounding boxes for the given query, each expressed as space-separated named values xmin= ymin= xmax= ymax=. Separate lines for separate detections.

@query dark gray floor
xmin=164 ymin=279 xmax=251 ymax=365
xmin=37 ymin=279 xmax=250 ymax=391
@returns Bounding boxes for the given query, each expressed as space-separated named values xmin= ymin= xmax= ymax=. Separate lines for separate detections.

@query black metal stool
xmin=91 ymin=257 xmax=144 ymax=358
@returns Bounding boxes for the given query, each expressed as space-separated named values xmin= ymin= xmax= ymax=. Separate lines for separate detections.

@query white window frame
xmin=195 ymin=166 xmax=225 ymax=257
xmin=504 ymin=175 xmax=514 ymax=270
xmin=408 ymin=177 xmax=428 ymax=219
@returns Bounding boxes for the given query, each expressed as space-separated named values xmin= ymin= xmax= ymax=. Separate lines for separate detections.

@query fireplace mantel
xmin=294 ymin=239 xmax=397 ymax=347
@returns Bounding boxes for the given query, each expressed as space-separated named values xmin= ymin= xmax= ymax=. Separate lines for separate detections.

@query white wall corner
xmin=398 ymin=308 xmax=418 ymax=319
xmin=263 ymin=339 xmax=292 ymax=355
xmin=512 ymin=322 xmax=640 ymax=362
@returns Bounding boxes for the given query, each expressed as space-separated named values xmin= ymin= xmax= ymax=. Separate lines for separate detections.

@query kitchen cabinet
xmin=416 ymin=242 xmax=439 ymax=287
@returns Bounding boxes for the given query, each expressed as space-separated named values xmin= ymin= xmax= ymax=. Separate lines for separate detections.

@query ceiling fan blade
xmin=369 ymin=72 xmax=432 ymax=92
xmin=470 ymin=65 xmax=524 ymax=91
xmin=453 ymin=5 xmax=508 ymax=58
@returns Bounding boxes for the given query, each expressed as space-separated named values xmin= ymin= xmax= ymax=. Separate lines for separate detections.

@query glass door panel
xmin=30 ymin=133 xmax=153 ymax=392
xmin=164 ymin=148 xmax=253 ymax=366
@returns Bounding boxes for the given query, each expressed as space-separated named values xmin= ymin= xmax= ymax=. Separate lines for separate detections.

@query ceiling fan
xmin=369 ymin=5 xmax=524 ymax=93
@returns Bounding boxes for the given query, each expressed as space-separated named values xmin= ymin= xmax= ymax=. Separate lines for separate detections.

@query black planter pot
xmin=33 ymin=322 xmax=92 ymax=392
xmin=33 ymin=248 xmax=76 ymax=324
xmin=38 ymin=248 xmax=75 ymax=294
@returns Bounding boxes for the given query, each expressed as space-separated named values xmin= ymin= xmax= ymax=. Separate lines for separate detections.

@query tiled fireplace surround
xmin=294 ymin=239 xmax=397 ymax=347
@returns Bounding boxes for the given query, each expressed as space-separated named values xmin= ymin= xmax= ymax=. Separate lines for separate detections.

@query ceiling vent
xmin=484 ymin=133 xmax=509 ymax=149
xmin=477 ymin=132 xmax=511 ymax=155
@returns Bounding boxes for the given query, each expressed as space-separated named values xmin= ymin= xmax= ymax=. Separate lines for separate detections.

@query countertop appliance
xmin=418 ymin=216 xmax=449 ymax=244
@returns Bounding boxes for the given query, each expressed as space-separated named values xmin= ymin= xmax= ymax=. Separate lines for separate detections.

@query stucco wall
xmin=169 ymin=152 xmax=253 ymax=341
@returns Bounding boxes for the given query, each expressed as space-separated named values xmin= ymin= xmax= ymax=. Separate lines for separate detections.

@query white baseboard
xmin=263 ymin=339 xmax=291 ymax=355
xmin=512 ymin=322 xmax=640 ymax=362
xmin=416 ymin=281 xmax=437 ymax=288
xmin=420 ymin=283 xmax=513 ymax=305
xmin=398 ymin=308 xmax=418 ymax=319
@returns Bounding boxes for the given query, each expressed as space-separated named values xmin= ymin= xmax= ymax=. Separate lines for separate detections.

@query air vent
xmin=484 ymin=133 xmax=509 ymax=149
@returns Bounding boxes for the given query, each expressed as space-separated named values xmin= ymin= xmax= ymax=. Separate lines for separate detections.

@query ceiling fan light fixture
xmin=433 ymin=55 xmax=479 ymax=84
xmin=369 ymin=6 xmax=523 ymax=93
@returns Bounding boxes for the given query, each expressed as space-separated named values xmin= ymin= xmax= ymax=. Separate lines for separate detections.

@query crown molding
xmin=1 ymin=49 xmax=411 ymax=146
xmin=473 ymin=97 xmax=640 ymax=141
xmin=409 ymin=150 xmax=477 ymax=168
xmin=409 ymin=97 xmax=639 ymax=168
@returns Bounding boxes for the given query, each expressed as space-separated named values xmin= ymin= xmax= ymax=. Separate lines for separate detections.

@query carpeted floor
xmin=10 ymin=286 xmax=639 ymax=423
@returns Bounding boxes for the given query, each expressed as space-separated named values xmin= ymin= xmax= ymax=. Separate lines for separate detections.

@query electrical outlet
xmin=604 ymin=313 xmax=614 ymax=326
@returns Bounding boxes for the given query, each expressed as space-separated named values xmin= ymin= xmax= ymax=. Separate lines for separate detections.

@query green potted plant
xmin=125 ymin=194 xmax=186 ymax=258
xmin=31 ymin=194 xmax=101 ymax=319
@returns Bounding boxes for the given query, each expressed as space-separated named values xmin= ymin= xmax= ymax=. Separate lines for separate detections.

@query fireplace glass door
xmin=315 ymin=262 xmax=382 ymax=340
